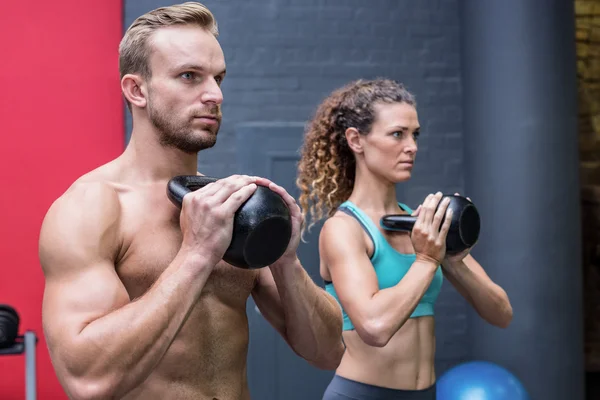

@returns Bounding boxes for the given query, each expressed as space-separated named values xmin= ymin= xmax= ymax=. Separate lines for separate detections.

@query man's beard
xmin=147 ymin=98 xmax=221 ymax=154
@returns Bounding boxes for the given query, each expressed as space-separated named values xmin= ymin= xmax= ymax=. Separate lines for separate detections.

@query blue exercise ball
xmin=437 ymin=361 xmax=530 ymax=400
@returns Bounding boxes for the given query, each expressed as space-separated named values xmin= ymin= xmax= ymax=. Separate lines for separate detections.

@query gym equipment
xmin=437 ymin=360 xmax=530 ymax=400
xmin=380 ymin=194 xmax=480 ymax=255
xmin=0 ymin=304 xmax=19 ymax=348
xmin=0 ymin=304 xmax=38 ymax=400
xmin=167 ymin=175 xmax=292 ymax=269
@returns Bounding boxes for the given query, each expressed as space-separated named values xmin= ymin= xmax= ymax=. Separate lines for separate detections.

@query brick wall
xmin=577 ymin=0 xmax=600 ymax=372
xmin=124 ymin=0 xmax=467 ymax=374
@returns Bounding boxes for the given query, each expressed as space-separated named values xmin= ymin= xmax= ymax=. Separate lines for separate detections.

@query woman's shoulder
xmin=319 ymin=211 xmax=372 ymax=264
xmin=321 ymin=210 xmax=366 ymax=243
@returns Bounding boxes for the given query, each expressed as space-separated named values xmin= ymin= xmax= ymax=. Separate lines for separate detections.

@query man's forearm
xmin=269 ymin=257 xmax=344 ymax=370
xmin=71 ymin=252 xmax=213 ymax=398
xmin=442 ymin=259 xmax=512 ymax=328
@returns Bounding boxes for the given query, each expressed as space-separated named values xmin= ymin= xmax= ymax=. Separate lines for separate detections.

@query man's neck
xmin=118 ymin=132 xmax=199 ymax=184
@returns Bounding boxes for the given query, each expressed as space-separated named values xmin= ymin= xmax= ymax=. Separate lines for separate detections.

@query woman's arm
xmin=323 ymin=192 xmax=453 ymax=347
xmin=442 ymin=254 xmax=513 ymax=328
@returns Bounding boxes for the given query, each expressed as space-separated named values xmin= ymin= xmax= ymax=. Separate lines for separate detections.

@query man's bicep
xmin=39 ymin=183 xmax=129 ymax=362
xmin=42 ymin=258 xmax=130 ymax=344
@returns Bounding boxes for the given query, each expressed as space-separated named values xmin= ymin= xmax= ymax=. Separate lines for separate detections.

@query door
xmin=236 ymin=122 xmax=334 ymax=400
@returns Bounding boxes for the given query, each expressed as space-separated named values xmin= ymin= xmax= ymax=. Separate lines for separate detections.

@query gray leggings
xmin=322 ymin=375 xmax=436 ymax=400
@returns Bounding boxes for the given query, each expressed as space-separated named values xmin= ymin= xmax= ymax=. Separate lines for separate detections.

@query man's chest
xmin=114 ymin=198 xmax=258 ymax=304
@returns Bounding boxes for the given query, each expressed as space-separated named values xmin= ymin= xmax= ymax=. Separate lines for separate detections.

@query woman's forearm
xmin=442 ymin=259 xmax=513 ymax=328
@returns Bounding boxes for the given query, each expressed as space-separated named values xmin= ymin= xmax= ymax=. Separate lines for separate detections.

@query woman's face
xmin=359 ymin=101 xmax=420 ymax=183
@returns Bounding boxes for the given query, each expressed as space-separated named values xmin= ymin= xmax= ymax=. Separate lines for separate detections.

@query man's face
xmin=145 ymin=25 xmax=226 ymax=154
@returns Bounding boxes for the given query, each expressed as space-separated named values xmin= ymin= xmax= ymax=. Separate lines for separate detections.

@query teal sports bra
xmin=324 ymin=200 xmax=444 ymax=331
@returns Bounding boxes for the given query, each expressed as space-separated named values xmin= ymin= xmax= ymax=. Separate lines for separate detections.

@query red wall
xmin=0 ymin=1 xmax=124 ymax=398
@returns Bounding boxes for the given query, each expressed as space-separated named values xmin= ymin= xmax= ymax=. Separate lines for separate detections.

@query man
xmin=38 ymin=2 xmax=345 ymax=399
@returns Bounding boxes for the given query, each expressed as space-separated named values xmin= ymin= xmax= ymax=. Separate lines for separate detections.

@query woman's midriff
xmin=335 ymin=316 xmax=436 ymax=390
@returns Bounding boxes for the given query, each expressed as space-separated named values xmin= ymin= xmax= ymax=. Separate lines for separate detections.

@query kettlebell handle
xmin=167 ymin=175 xmax=218 ymax=208
xmin=380 ymin=194 xmax=481 ymax=255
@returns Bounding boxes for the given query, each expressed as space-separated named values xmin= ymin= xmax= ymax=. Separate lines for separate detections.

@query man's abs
xmin=336 ymin=316 xmax=436 ymax=390
xmin=119 ymin=295 xmax=253 ymax=400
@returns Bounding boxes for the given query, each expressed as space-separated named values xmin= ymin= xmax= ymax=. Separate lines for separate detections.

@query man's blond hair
xmin=119 ymin=2 xmax=219 ymax=81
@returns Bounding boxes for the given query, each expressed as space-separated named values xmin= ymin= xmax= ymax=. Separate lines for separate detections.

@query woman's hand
xmin=443 ymin=192 xmax=473 ymax=265
xmin=410 ymin=192 xmax=453 ymax=265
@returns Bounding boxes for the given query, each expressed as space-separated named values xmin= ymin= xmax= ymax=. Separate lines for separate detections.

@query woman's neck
xmin=347 ymin=172 xmax=405 ymax=215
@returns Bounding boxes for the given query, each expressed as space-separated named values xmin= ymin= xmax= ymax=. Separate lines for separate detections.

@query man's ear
xmin=121 ymin=74 xmax=148 ymax=108
xmin=345 ymin=127 xmax=364 ymax=154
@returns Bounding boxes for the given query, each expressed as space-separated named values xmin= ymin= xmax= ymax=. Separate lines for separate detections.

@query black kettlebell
xmin=167 ymin=176 xmax=293 ymax=269
xmin=0 ymin=304 xmax=19 ymax=349
xmin=380 ymin=194 xmax=480 ymax=255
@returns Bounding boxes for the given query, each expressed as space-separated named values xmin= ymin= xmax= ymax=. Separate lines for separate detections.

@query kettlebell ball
xmin=167 ymin=175 xmax=293 ymax=269
xmin=380 ymin=194 xmax=480 ymax=255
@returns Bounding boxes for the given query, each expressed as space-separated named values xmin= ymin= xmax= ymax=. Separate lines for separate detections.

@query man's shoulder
xmin=42 ymin=168 xmax=126 ymax=240
xmin=39 ymin=172 xmax=125 ymax=276
xmin=57 ymin=174 xmax=122 ymax=213
xmin=55 ymin=159 xmax=130 ymax=209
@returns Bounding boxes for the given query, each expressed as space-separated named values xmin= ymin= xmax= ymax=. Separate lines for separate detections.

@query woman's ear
xmin=345 ymin=127 xmax=364 ymax=154
xmin=121 ymin=74 xmax=148 ymax=109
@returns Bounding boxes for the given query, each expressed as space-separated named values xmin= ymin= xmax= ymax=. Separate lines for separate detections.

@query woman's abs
xmin=336 ymin=317 xmax=436 ymax=390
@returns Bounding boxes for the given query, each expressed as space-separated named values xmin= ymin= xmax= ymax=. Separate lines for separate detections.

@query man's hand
xmin=180 ymin=175 xmax=260 ymax=267
xmin=253 ymin=178 xmax=303 ymax=266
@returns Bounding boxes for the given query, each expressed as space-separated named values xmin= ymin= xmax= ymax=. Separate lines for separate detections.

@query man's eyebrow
xmin=171 ymin=63 xmax=227 ymax=75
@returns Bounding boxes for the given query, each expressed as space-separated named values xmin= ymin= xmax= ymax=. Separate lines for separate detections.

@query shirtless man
xmin=38 ymin=3 xmax=345 ymax=399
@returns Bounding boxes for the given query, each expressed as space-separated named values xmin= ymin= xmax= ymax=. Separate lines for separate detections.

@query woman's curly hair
xmin=296 ymin=78 xmax=416 ymax=237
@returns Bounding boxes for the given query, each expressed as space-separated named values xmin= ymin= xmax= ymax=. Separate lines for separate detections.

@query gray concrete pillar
xmin=459 ymin=1 xmax=584 ymax=399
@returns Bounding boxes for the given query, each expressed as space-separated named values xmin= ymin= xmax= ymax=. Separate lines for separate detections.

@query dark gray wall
xmin=124 ymin=0 xmax=468 ymax=381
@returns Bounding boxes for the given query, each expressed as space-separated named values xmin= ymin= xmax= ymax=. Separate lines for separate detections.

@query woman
xmin=296 ymin=79 xmax=513 ymax=399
